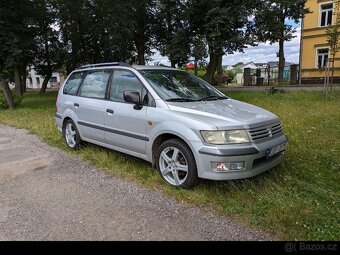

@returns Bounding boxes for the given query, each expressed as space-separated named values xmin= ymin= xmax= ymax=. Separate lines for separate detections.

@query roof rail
xmin=77 ymin=62 xmax=131 ymax=70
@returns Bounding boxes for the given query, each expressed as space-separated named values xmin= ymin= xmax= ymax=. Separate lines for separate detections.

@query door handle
xmin=106 ymin=109 xmax=114 ymax=114
xmin=74 ymin=103 xmax=79 ymax=107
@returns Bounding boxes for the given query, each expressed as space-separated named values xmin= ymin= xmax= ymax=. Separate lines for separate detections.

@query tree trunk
xmin=216 ymin=56 xmax=223 ymax=86
xmin=194 ymin=60 xmax=198 ymax=76
xmin=330 ymin=55 xmax=335 ymax=94
xmin=40 ymin=74 xmax=51 ymax=94
xmin=40 ymin=32 xmax=51 ymax=95
xmin=137 ymin=45 xmax=145 ymax=65
xmin=20 ymin=65 xmax=27 ymax=93
xmin=22 ymin=71 xmax=27 ymax=93
xmin=14 ymin=67 xmax=23 ymax=96
xmin=204 ymin=52 xmax=222 ymax=85
xmin=0 ymin=75 xmax=15 ymax=110
xmin=278 ymin=38 xmax=285 ymax=85
xmin=134 ymin=1 xmax=146 ymax=65
xmin=135 ymin=23 xmax=146 ymax=65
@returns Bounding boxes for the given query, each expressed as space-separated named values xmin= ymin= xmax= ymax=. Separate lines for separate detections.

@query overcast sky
xmin=148 ymin=24 xmax=302 ymax=66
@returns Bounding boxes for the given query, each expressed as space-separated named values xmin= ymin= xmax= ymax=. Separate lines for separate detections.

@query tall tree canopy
xmin=255 ymin=0 xmax=309 ymax=85
xmin=57 ymin=0 xmax=139 ymax=73
xmin=129 ymin=0 xmax=158 ymax=65
xmin=188 ymin=0 xmax=258 ymax=84
xmin=0 ymin=0 xmax=309 ymax=108
xmin=157 ymin=0 xmax=192 ymax=68
xmin=32 ymin=0 xmax=65 ymax=94
xmin=0 ymin=0 xmax=35 ymax=97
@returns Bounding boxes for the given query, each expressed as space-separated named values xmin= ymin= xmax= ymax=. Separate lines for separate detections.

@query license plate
xmin=268 ymin=142 xmax=288 ymax=158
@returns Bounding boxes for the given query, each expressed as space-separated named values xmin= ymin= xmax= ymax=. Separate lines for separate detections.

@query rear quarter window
xmin=63 ymin=72 xmax=85 ymax=95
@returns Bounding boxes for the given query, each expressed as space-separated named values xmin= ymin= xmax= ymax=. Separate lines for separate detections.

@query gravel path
xmin=0 ymin=125 xmax=273 ymax=241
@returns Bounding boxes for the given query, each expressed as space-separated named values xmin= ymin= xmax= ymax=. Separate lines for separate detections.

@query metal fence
xmin=236 ymin=65 xmax=299 ymax=86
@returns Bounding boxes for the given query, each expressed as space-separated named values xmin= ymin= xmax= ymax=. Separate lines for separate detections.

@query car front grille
xmin=248 ymin=123 xmax=283 ymax=142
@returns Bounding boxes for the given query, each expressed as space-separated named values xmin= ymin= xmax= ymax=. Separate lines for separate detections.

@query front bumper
xmin=194 ymin=134 xmax=288 ymax=180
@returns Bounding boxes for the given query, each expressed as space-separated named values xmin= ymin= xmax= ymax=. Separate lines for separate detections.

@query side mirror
xmin=123 ymin=91 xmax=142 ymax=109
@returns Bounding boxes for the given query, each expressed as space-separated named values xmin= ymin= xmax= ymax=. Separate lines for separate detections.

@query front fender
xmin=147 ymin=121 xmax=204 ymax=165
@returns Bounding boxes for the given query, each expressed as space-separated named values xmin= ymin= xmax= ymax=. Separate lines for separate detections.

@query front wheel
xmin=156 ymin=139 xmax=198 ymax=188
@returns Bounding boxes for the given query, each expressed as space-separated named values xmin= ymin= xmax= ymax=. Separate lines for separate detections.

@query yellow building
xmin=301 ymin=0 xmax=340 ymax=83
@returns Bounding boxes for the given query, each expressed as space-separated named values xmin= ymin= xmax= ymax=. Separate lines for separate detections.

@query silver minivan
xmin=55 ymin=62 xmax=288 ymax=188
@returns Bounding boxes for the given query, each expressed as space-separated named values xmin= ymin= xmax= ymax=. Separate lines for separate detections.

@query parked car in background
xmin=55 ymin=62 xmax=288 ymax=188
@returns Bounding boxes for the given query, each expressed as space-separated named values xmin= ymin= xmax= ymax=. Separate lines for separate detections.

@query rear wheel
xmin=156 ymin=139 xmax=198 ymax=188
xmin=63 ymin=119 xmax=82 ymax=149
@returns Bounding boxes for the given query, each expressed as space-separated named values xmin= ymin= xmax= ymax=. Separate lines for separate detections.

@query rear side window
xmin=63 ymin=72 xmax=85 ymax=95
xmin=79 ymin=70 xmax=110 ymax=99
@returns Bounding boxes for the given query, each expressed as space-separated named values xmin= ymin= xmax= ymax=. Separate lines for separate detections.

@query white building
xmin=26 ymin=67 xmax=64 ymax=89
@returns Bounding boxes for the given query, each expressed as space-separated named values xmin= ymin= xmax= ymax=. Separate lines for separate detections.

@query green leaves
xmin=255 ymin=0 xmax=309 ymax=44
xmin=326 ymin=1 xmax=340 ymax=56
xmin=0 ymin=0 xmax=35 ymax=70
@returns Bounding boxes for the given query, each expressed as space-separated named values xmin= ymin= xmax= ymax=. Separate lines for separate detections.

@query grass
xmin=0 ymin=89 xmax=339 ymax=240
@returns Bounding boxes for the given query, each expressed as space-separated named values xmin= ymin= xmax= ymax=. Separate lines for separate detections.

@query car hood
xmin=166 ymin=99 xmax=280 ymax=129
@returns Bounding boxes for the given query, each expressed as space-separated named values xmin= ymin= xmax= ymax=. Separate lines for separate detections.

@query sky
xmin=148 ymin=23 xmax=302 ymax=67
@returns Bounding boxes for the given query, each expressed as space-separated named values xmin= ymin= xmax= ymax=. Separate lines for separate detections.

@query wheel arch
xmin=151 ymin=132 xmax=198 ymax=167
xmin=60 ymin=110 xmax=83 ymax=139
xmin=62 ymin=117 xmax=72 ymax=133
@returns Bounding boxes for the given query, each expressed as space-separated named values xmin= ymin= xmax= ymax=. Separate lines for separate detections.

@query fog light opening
xmin=212 ymin=161 xmax=245 ymax=172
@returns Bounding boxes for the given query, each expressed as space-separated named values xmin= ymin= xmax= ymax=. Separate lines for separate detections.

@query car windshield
xmin=140 ymin=70 xmax=228 ymax=102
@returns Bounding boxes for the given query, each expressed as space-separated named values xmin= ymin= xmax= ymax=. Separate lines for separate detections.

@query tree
xmin=0 ymin=0 xmax=36 ymax=97
xmin=191 ymin=35 xmax=208 ymax=76
xmin=56 ymin=0 xmax=89 ymax=73
xmin=255 ymin=0 xmax=309 ymax=85
xmin=129 ymin=0 xmax=158 ymax=65
xmin=326 ymin=0 xmax=340 ymax=95
xmin=157 ymin=0 xmax=191 ymax=67
xmin=188 ymin=0 xmax=257 ymax=85
xmin=87 ymin=0 xmax=136 ymax=63
xmin=32 ymin=0 xmax=65 ymax=94
xmin=0 ymin=73 xmax=14 ymax=110
xmin=57 ymin=0 xmax=136 ymax=73
xmin=0 ymin=0 xmax=35 ymax=110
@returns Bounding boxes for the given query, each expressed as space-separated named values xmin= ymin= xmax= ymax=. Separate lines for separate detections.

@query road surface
xmin=0 ymin=125 xmax=273 ymax=241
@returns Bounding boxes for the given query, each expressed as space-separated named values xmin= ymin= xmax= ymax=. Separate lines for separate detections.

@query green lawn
xmin=0 ymin=90 xmax=339 ymax=240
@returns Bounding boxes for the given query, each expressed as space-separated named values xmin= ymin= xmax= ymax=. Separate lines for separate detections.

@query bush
xmin=0 ymin=91 xmax=23 ymax=110
xmin=265 ymin=87 xmax=286 ymax=95
xmin=226 ymin=70 xmax=235 ymax=82
xmin=0 ymin=94 xmax=7 ymax=110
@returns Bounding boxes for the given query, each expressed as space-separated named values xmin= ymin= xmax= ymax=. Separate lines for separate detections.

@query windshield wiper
xmin=165 ymin=98 xmax=197 ymax=102
xmin=198 ymin=95 xmax=228 ymax=101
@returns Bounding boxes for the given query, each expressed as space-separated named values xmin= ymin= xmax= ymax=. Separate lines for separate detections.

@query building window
xmin=317 ymin=48 xmax=329 ymax=68
xmin=36 ymin=77 xmax=40 ymax=85
xmin=320 ymin=3 xmax=333 ymax=27
xmin=50 ymin=76 xmax=57 ymax=83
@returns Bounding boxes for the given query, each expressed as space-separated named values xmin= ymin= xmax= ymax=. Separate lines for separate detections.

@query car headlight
xmin=200 ymin=130 xmax=250 ymax=144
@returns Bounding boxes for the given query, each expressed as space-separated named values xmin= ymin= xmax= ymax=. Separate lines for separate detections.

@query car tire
xmin=156 ymin=139 xmax=198 ymax=188
xmin=63 ymin=119 xmax=82 ymax=149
